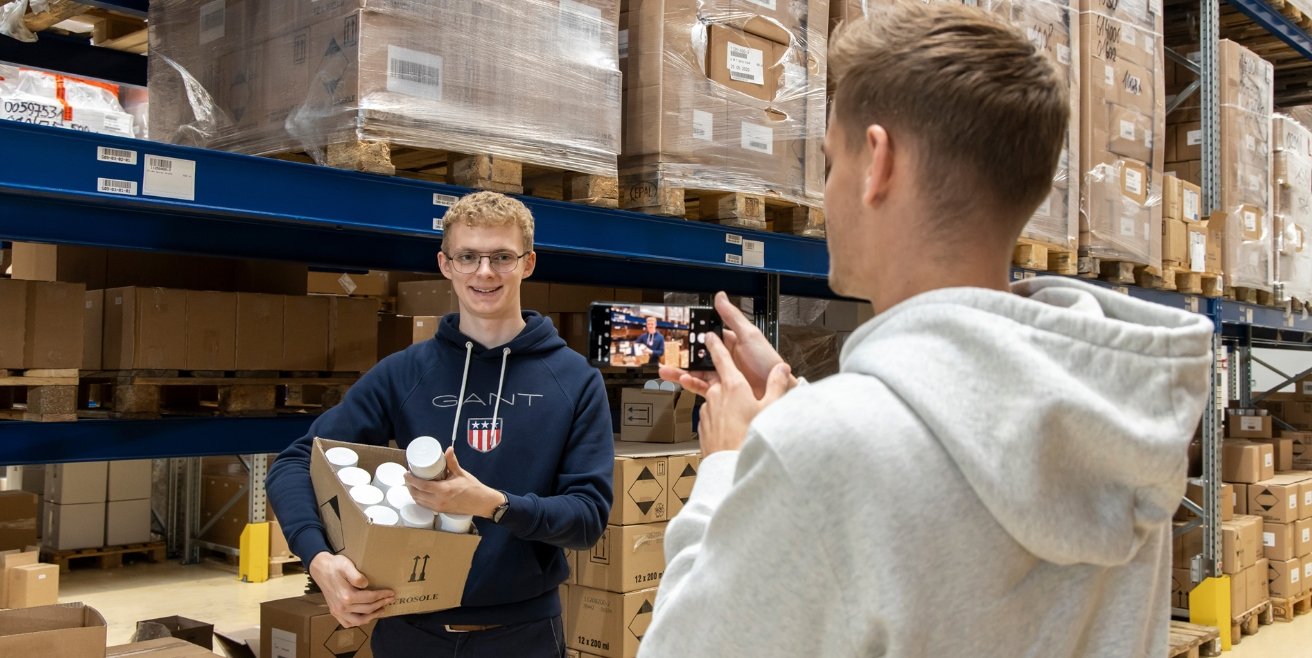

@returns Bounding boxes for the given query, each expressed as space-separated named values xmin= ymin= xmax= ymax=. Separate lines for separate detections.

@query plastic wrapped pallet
xmin=619 ymin=0 xmax=827 ymax=219
xmin=1273 ymin=115 xmax=1312 ymax=305
xmin=832 ymin=0 xmax=1080 ymax=252
xmin=0 ymin=62 xmax=139 ymax=138
xmin=148 ymin=0 xmax=621 ymax=178
xmin=1217 ymin=40 xmax=1274 ymax=293
xmin=1078 ymin=0 xmax=1165 ymax=270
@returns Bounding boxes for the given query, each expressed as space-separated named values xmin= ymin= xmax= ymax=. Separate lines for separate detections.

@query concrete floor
xmin=52 ymin=560 xmax=1312 ymax=655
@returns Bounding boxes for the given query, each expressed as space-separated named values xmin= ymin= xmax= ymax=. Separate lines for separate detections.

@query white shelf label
xmin=727 ymin=43 xmax=765 ymax=85
xmin=743 ymin=239 xmax=765 ymax=268
xmin=97 ymin=177 xmax=138 ymax=196
xmin=433 ymin=193 xmax=458 ymax=207
xmin=726 ymin=233 xmax=744 ymax=246
xmin=741 ymin=122 xmax=774 ymax=155
xmin=97 ymin=146 xmax=137 ymax=166
xmin=387 ymin=45 xmax=444 ymax=101
xmin=143 ymin=155 xmax=197 ymax=201
xmin=725 ymin=253 xmax=743 ymax=266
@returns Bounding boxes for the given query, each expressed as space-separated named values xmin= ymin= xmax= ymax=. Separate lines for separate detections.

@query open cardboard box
xmin=0 ymin=602 xmax=107 ymax=657
xmin=310 ymin=438 xmax=480 ymax=617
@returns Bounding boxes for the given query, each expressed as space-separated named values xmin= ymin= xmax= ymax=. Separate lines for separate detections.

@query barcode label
xmin=97 ymin=146 xmax=137 ymax=165
xmin=741 ymin=121 xmax=773 ymax=155
xmin=726 ymin=234 xmax=744 ymax=245
xmin=1183 ymin=190 xmax=1200 ymax=221
xmin=149 ymin=157 xmax=173 ymax=173
xmin=1123 ymin=167 xmax=1144 ymax=196
xmin=692 ymin=110 xmax=713 ymax=141
xmin=200 ymin=0 xmax=226 ymax=45
xmin=98 ymin=178 xmax=138 ymax=196
xmin=560 ymin=0 xmax=603 ymax=51
xmin=727 ymin=44 xmax=765 ymax=85
xmin=1244 ymin=210 xmax=1257 ymax=232
xmin=143 ymin=155 xmax=197 ymax=201
xmin=725 ymin=253 xmax=744 ymax=265
xmin=387 ymin=46 xmax=444 ymax=101
xmin=433 ymin=193 xmax=458 ymax=207
xmin=743 ymin=239 xmax=765 ymax=268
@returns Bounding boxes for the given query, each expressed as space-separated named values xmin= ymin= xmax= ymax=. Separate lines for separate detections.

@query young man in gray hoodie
xmin=643 ymin=2 xmax=1215 ymax=656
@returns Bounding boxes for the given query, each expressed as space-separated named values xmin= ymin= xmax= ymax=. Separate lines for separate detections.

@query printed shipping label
xmin=1187 ymin=130 xmax=1202 ymax=146
xmin=1241 ymin=416 xmax=1261 ymax=431
xmin=727 ymin=44 xmax=765 ymax=85
xmin=1120 ymin=216 xmax=1137 ymax=238
xmin=1304 ymin=528 xmax=1311 ymax=542
xmin=199 ymin=0 xmax=226 ymax=45
xmin=1121 ymin=25 xmax=1136 ymax=44
xmin=1183 ymin=190 xmax=1200 ymax=221
xmin=743 ymin=239 xmax=765 ymax=268
xmin=560 ymin=0 xmax=603 ymax=51
xmin=1119 ymin=120 xmax=1136 ymax=141
xmin=1266 ymin=453 xmax=1274 ymax=468
xmin=142 ymin=155 xmax=197 ymax=201
xmin=1266 ymin=531 xmax=1276 ymax=547
xmin=1105 ymin=65 xmax=1115 ymax=87
xmin=270 ymin=628 xmax=296 ymax=658
xmin=1244 ymin=210 xmax=1258 ymax=232
xmin=1190 ymin=233 xmax=1206 ymax=272
xmin=1292 ymin=495 xmax=1300 ymax=510
xmin=101 ymin=113 xmax=133 ymax=137
xmin=692 ymin=110 xmax=713 ymax=141
xmin=337 ymin=273 xmax=358 ymax=295
xmin=741 ymin=122 xmax=773 ymax=155
xmin=97 ymin=146 xmax=137 ymax=165
xmin=1124 ymin=167 xmax=1144 ymax=196
xmin=387 ymin=45 xmax=444 ymax=101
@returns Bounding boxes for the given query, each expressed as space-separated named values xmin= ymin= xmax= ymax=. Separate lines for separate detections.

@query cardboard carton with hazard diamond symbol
xmin=567 ymin=585 xmax=657 ymax=658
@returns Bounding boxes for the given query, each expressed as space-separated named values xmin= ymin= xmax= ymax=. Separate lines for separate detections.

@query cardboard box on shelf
xmin=1179 ymin=479 xmax=1235 ymax=522
xmin=328 ymin=297 xmax=381 ymax=373
xmin=106 ymin=499 xmax=152 ymax=546
xmin=1232 ymin=566 xmax=1249 ymax=617
xmin=0 ymin=280 xmax=23 ymax=369
xmin=1264 ymin=521 xmax=1297 ymax=561
xmin=1251 ymin=558 xmax=1271 ymax=609
xmin=1303 ymin=479 xmax=1312 ymax=519
xmin=83 ymin=289 xmax=103 ymax=371
xmin=21 ymin=281 xmax=87 ymax=370
xmin=575 ymin=523 xmax=666 ymax=593
xmin=1177 ymin=122 xmax=1203 ymax=161
xmin=1228 ymin=412 xmax=1274 ymax=439
xmin=184 ymin=291 xmax=237 ymax=371
xmin=282 ymin=296 xmax=330 ymax=371
xmin=1220 ymin=522 xmax=1243 ymax=575
xmin=397 ymin=280 xmax=457 ymax=318
xmin=0 ymin=603 xmax=106 ymax=657
xmin=0 ymin=492 xmax=37 ymax=551
xmin=567 ymin=585 xmax=658 ymax=658
xmin=619 ymin=387 xmax=695 ymax=443
xmin=234 ymin=293 xmax=284 ymax=371
xmin=107 ymin=637 xmax=215 ymax=657
xmin=310 ymin=439 xmax=479 ymax=616
xmin=45 ymin=462 xmax=108 ymax=505
xmin=1248 ymin=476 xmax=1304 ymax=524
xmin=261 ymin=594 xmax=376 ymax=658
xmin=1236 ymin=515 xmax=1264 ymax=569
xmin=307 ymin=271 xmax=389 ymax=298
xmin=1297 ymin=517 xmax=1312 ymax=558
xmin=1163 ymin=218 xmax=1188 ymax=265
xmin=1269 ymin=557 xmax=1304 ymax=598
xmin=6 ymin=563 xmax=58 ymax=609
xmin=43 ymin=502 xmax=106 ymax=551
xmin=104 ymin=287 xmax=189 ymax=370
xmin=611 ymin=443 xmax=670 ymax=526
xmin=1251 ymin=438 xmax=1296 ymax=472
xmin=108 ymin=460 xmax=152 ymax=502
xmin=8 ymin=243 xmax=108 ymax=289
xmin=1223 ymin=441 xmax=1276 ymax=483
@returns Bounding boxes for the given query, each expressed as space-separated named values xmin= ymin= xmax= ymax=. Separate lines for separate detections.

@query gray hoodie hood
xmin=839 ymin=276 xmax=1214 ymax=567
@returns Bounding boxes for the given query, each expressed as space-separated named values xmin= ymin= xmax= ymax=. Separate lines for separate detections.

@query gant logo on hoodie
xmin=468 ymin=418 xmax=504 ymax=453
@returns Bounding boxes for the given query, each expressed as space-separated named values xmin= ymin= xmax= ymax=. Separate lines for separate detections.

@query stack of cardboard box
xmin=261 ymin=594 xmax=377 ymax=658
xmin=1160 ymin=174 xmax=1210 ymax=274
xmin=0 ymin=279 xmax=85 ymax=370
xmin=1078 ymin=0 xmax=1165 ymax=269
xmin=43 ymin=460 xmax=153 ymax=552
xmin=1273 ymin=116 xmax=1312 ymax=305
xmin=620 ymin=0 xmax=826 ymax=217
xmin=0 ymin=548 xmax=59 ymax=609
xmin=148 ymin=0 xmax=621 ymax=181
xmin=566 ymin=442 xmax=699 ymax=658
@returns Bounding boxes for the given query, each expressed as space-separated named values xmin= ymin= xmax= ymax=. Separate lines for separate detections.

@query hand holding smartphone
xmin=588 ymin=303 xmax=724 ymax=371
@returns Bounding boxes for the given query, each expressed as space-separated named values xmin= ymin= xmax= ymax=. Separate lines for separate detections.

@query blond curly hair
xmin=440 ymin=191 xmax=535 ymax=252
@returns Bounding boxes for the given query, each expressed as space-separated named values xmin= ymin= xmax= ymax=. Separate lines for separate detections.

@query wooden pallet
xmin=1225 ymin=286 xmax=1278 ymax=307
xmin=618 ymin=171 xmax=824 ymax=236
xmin=273 ymin=143 xmax=619 ymax=209
xmin=1078 ymin=256 xmax=1145 ymax=286
xmin=1012 ymin=239 xmax=1078 ymax=275
xmin=21 ymin=2 xmax=148 ymax=53
xmin=42 ymin=541 xmax=167 ymax=573
xmin=201 ymin=548 xmax=304 ymax=579
xmin=1272 ymin=591 xmax=1312 ymax=621
xmin=78 ymin=370 xmax=358 ymax=419
xmin=0 ymin=369 xmax=79 ymax=422
xmin=1230 ymin=599 xmax=1275 ymax=646
xmin=1169 ymin=621 xmax=1221 ymax=658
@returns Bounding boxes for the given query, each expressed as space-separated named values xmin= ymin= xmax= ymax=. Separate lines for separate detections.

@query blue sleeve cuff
xmin=288 ymin=528 xmax=333 ymax=571
xmin=495 ymin=491 xmax=540 ymax=536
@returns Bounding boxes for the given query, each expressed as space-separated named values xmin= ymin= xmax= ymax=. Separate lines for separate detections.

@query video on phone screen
xmin=590 ymin=304 xmax=722 ymax=371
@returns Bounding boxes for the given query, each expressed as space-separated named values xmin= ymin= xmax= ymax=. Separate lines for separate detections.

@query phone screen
xmin=588 ymin=303 xmax=724 ymax=371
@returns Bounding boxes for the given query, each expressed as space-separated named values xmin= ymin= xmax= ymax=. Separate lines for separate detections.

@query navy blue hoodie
xmin=266 ymin=312 xmax=614 ymax=629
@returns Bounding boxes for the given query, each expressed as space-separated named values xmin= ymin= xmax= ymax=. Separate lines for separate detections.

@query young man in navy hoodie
xmin=266 ymin=191 xmax=615 ymax=657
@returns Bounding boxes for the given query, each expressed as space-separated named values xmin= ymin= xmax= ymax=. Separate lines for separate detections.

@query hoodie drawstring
xmin=491 ymin=347 xmax=511 ymax=436
xmin=449 ymin=342 xmax=474 ymax=450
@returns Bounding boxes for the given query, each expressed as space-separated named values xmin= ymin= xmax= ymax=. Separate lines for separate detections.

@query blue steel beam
xmin=0 ymin=417 xmax=314 ymax=464
xmin=0 ymin=121 xmax=829 ymax=294
xmin=0 ymin=31 xmax=147 ymax=86
xmin=1225 ymin=0 xmax=1312 ymax=61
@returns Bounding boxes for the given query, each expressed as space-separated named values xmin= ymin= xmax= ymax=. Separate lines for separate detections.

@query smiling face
xmin=438 ymin=222 xmax=536 ymax=322
xmin=646 ymin=317 xmax=658 ymax=334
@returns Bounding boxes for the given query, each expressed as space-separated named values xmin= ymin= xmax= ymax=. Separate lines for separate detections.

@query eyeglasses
xmin=444 ymin=250 xmax=529 ymax=274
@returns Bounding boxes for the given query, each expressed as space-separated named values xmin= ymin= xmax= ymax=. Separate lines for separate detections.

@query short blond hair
xmin=830 ymin=1 xmax=1068 ymax=229
xmin=441 ymin=191 xmax=535 ymax=252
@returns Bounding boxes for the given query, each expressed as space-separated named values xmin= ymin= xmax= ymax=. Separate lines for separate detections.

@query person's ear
xmin=437 ymin=252 xmax=453 ymax=280
xmin=522 ymin=251 xmax=536 ymax=278
xmin=863 ymin=124 xmax=893 ymax=209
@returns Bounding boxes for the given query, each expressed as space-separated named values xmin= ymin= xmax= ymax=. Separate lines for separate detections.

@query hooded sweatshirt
xmin=641 ymin=277 xmax=1213 ymax=657
xmin=266 ymin=312 xmax=614 ymax=630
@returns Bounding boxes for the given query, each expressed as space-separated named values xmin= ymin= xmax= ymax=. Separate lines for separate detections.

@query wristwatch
xmin=491 ymin=491 xmax=510 ymax=523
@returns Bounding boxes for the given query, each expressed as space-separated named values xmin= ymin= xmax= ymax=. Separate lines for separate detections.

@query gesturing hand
xmin=697 ymin=332 xmax=793 ymax=455
xmin=404 ymin=448 xmax=504 ymax=518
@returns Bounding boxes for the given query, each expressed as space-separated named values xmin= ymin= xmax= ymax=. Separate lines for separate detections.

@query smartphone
xmin=588 ymin=303 xmax=724 ymax=371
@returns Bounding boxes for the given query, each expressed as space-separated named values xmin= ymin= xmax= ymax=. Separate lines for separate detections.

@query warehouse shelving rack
xmin=0 ymin=0 xmax=1307 ymax=598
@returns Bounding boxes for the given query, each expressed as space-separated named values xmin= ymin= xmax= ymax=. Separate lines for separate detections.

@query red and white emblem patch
xmin=467 ymin=418 xmax=504 ymax=453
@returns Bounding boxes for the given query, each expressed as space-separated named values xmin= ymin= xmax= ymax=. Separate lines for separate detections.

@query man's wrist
xmin=483 ymin=487 xmax=508 ymax=519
